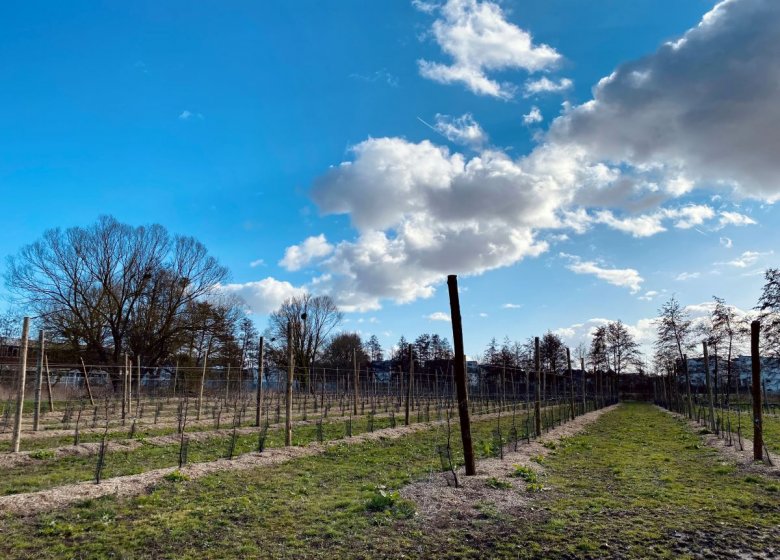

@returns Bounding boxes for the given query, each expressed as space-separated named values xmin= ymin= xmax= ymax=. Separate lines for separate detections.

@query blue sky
xmin=1 ymin=0 xmax=777 ymax=360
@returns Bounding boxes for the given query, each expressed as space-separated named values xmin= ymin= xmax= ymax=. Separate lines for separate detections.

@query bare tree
xmin=267 ymin=294 xmax=343 ymax=392
xmin=606 ymin=320 xmax=641 ymax=376
xmin=756 ymin=268 xmax=780 ymax=357
xmin=5 ymin=216 xmax=228 ymax=373
xmin=655 ymin=296 xmax=694 ymax=415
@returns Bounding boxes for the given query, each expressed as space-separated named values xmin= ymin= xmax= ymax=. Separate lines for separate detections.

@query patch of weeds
xmin=541 ymin=440 xmax=557 ymax=450
xmin=485 ymin=477 xmax=512 ymax=490
xmin=365 ymin=486 xmax=416 ymax=520
xmin=29 ymin=449 xmax=55 ymax=460
xmin=526 ymin=482 xmax=544 ymax=493
xmin=511 ymin=465 xmax=538 ymax=483
xmin=765 ymin=484 xmax=779 ymax=493
xmin=163 ymin=470 xmax=189 ymax=483
xmin=531 ymin=454 xmax=545 ymax=464
xmin=744 ymin=475 xmax=762 ymax=484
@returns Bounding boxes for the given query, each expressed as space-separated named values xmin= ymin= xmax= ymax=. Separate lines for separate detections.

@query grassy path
xmin=398 ymin=402 xmax=780 ymax=558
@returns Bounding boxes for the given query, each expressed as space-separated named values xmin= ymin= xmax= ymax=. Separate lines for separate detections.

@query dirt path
xmin=659 ymin=406 xmax=780 ymax=479
xmin=402 ymin=404 xmax=619 ymax=523
xmin=0 ymin=409 xmax=515 ymax=516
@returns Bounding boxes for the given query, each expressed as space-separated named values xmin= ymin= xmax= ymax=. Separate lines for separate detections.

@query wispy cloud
xmin=425 ymin=311 xmax=451 ymax=321
xmin=524 ymin=76 xmax=572 ymax=96
xmin=561 ymin=253 xmax=644 ymax=293
xmin=178 ymin=110 xmax=204 ymax=121
xmin=348 ymin=68 xmax=399 ymax=87
xmin=522 ymin=106 xmax=543 ymax=125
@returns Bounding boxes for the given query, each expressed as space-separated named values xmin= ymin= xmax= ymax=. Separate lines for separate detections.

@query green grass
xmin=0 ymin=404 xmax=780 ymax=559
xmin=714 ymin=406 xmax=780 ymax=454
xmin=0 ymin=410 xmax=544 ymax=558
xmin=394 ymin=403 xmax=780 ymax=558
xmin=4 ymin=403 xmax=771 ymax=559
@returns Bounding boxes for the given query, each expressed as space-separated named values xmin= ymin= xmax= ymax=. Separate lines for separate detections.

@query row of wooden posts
xmin=656 ymin=320 xmax=766 ymax=462
xmin=8 ymin=274 xmax=607 ymax=467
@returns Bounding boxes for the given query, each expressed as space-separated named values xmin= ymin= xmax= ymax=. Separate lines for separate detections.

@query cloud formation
xmin=279 ymin=235 xmax=334 ymax=271
xmin=550 ymin=0 xmax=780 ymax=200
xmin=221 ymin=278 xmax=305 ymax=314
xmin=560 ymin=253 xmax=644 ymax=293
xmin=418 ymin=0 xmax=561 ymax=98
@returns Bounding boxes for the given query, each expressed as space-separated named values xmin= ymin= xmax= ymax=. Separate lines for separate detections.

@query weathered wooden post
xmin=121 ymin=354 xmax=127 ymax=422
xmin=684 ymin=354 xmax=693 ymax=418
xmin=405 ymin=344 xmax=413 ymax=426
xmin=285 ymin=323 xmax=294 ymax=446
xmin=256 ymin=336 xmax=265 ymax=427
xmin=136 ymin=355 xmax=142 ymax=410
xmin=703 ymin=341 xmax=716 ymax=432
xmin=44 ymin=354 xmax=54 ymax=412
xmin=197 ymin=340 xmax=211 ymax=421
xmin=567 ymin=348 xmax=575 ymax=420
xmin=33 ymin=329 xmax=45 ymax=431
xmin=447 ymin=275 xmax=476 ymax=476
xmin=751 ymin=321 xmax=763 ymax=461
xmin=580 ymin=357 xmax=586 ymax=412
xmin=353 ymin=348 xmax=359 ymax=416
xmin=534 ymin=337 xmax=541 ymax=436
xmin=12 ymin=317 xmax=31 ymax=453
xmin=80 ymin=357 xmax=96 ymax=406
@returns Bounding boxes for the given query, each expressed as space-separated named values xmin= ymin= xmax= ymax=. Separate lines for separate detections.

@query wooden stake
xmin=136 ymin=356 xmax=141 ymax=410
xmin=567 ymin=348 xmax=575 ymax=420
xmin=751 ymin=321 xmax=763 ymax=461
xmin=80 ymin=357 xmax=96 ymax=406
xmin=534 ymin=337 xmax=541 ymax=437
xmin=33 ymin=329 xmax=45 ymax=431
xmin=256 ymin=336 xmax=265 ymax=427
xmin=44 ymin=354 xmax=54 ymax=412
xmin=703 ymin=341 xmax=716 ymax=432
xmin=286 ymin=323 xmax=294 ymax=446
xmin=447 ymin=275 xmax=476 ymax=476
xmin=12 ymin=317 xmax=30 ymax=453
xmin=197 ymin=340 xmax=211 ymax=421
xmin=405 ymin=344 xmax=413 ymax=426
xmin=353 ymin=348 xmax=359 ymax=416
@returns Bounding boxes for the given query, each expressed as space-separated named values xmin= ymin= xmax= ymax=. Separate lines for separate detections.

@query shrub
xmin=163 ymin=470 xmax=190 ymax=483
xmin=485 ymin=477 xmax=512 ymax=490
xmin=512 ymin=465 xmax=539 ymax=483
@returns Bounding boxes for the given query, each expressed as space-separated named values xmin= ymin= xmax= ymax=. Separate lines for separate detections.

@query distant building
xmin=685 ymin=355 xmax=779 ymax=392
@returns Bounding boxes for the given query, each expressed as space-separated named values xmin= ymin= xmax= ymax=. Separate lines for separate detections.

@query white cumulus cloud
xmin=417 ymin=0 xmax=561 ymax=98
xmin=279 ymin=234 xmax=334 ymax=271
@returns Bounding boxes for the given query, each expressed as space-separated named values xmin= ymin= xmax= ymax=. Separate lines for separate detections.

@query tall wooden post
xmin=703 ymin=341 xmax=716 ymax=432
xmin=684 ymin=354 xmax=693 ymax=418
xmin=126 ymin=354 xmax=132 ymax=416
xmin=44 ymin=354 xmax=54 ymax=412
xmin=197 ymin=341 xmax=211 ymax=421
xmin=33 ymin=329 xmax=45 ymax=431
xmin=286 ymin=323 xmax=294 ymax=446
xmin=12 ymin=317 xmax=31 ymax=453
xmin=256 ymin=336 xmax=265 ymax=427
xmin=447 ymin=275 xmax=476 ymax=476
xmin=567 ymin=348 xmax=575 ymax=420
xmin=751 ymin=321 xmax=763 ymax=461
xmin=580 ymin=357 xmax=586 ymax=411
xmin=136 ymin=356 xmax=142 ymax=410
xmin=80 ymin=357 xmax=95 ymax=406
xmin=534 ymin=337 xmax=541 ymax=437
xmin=405 ymin=344 xmax=413 ymax=426
xmin=353 ymin=348 xmax=359 ymax=416
xmin=121 ymin=354 xmax=127 ymax=421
